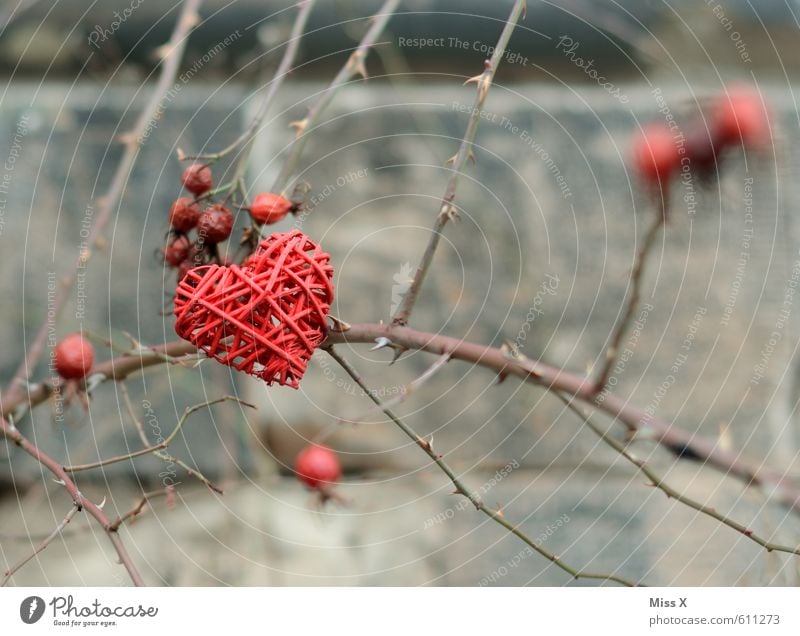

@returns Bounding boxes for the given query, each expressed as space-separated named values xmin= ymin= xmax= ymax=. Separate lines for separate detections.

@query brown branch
xmin=325 ymin=323 xmax=799 ymax=510
xmin=7 ymin=322 xmax=799 ymax=517
xmin=63 ymin=395 xmax=252 ymax=495
xmin=109 ymin=488 xmax=174 ymax=532
xmin=391 ymin=0 xmax=526 ymax=326
xmin=556 ymin=393 xmax=800 ymax=557
xmin=324 ymin=345 xmax=641 ymax=586
xmin=2 ymin=0 xmax=202 ymax=406
xmin=1 ymin=503 xmax=80 ymax=586
xmin=0 ymin=417 xmax=145 ymax=585
xmin=120 ymin=382 xmax=225 ymax=492
xmin=594 ymin=198 xmax=666 ymax=391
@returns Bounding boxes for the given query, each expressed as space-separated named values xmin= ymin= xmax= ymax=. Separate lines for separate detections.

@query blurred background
xmin=1 ymin=0 xmax=800 ymax=585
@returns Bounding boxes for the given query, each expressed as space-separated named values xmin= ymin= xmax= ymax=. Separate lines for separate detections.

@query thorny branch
xmin=267 ymin=0 xmax=401 ymax=204
xmin=594 ymin=197 xmax=667 ymax=392
xmin=324 ymin=344 xmax=641 ymax=586
xmin=63 ymin=395 xmax=253 ymax=495
xmin=2 ymin=0 xmax=203 ymax=406
xmin=391 ymin=0 xmax=527 ymax=326
xmin=1 ymin=503 xmax=80 ymax=586
xmin=6 ymin=323 xmax=800 ymax=520
xmin=556 ymin=394 xmax=800 ymax=557
xmin=0 ymin=416 xmax=146 ymax=586
xmin=0 ymin=0 xmax=205 ymax=587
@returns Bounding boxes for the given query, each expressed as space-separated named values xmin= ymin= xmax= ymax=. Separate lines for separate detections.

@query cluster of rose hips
xmin=632 ymin=84 xmax=770 ymax=188
xmin=162 ymin=163 xmax=299 ymax=280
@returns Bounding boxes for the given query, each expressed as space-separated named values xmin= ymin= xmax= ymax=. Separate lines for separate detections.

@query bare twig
xmin=594 ymin=198 xmax=667 ymax=391
xmin=0 ymin=417 xmax=145 ymax=585
xmin=120 ymin=383 xmax=149 ymax=447
xmin=119 ymin=383 xmax=225 ymax=493
xmin=1 ymin=503 xmax=80 ymax=586
xmin=339 ymin=351 xmax=451 ymax=426
xmin=183 ymin=1 xmax=316 ymax=165
xmin=109 ymin=488 xmax=174 ymax=532
xmin=63 ymin=396 xmax=252 ymax=483
xmin=2 ymin=0 xmax=202 ymax=406
xmin=324 ymin=345 xmax=641 ymax=586
xmin=556 ymin=393 xmax=800 ymax=557
xmin=391 ymin=0 xmax=526 ymax=326
xmin=267 ymin=0 xmax=400 ymax=202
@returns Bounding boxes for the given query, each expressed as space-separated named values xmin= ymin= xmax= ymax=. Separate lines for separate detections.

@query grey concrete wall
xmin=1 ymin=79 xmax=800 ymax=585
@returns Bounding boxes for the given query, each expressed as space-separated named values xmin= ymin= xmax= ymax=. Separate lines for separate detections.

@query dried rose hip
xmin=197 ymin=203 xmax=234 ymax=244
xmin=163 ymin=235 xmax=192 ymax=267
xmin=54 ymin=333 xmax=95 ymax=380
xmin=180 ymin=163 xmax=213 ymax=196
xmin=169 ymin=197 xmax=200 ymax=231
xmin=249 ymin=192 xmax=294 ymax=225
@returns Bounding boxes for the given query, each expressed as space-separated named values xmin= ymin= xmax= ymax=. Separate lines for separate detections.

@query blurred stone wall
xmin=1 ymin=79 xmax=800 ymax=585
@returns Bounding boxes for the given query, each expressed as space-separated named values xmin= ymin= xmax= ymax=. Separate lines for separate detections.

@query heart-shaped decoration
xmin=174 ymin=230 xmax=334 ymax=388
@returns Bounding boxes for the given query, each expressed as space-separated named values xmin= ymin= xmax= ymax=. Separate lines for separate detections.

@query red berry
xmin=54 ymin=333 xmax=95 ymax=380
xmin=169 ymin=197 xmax=200 ymax=231
xmin=713 ymin=85 xmax=769 ymax=148
xmin=180 ymin=164 xmax=213 ymax=196
xmin=632 ymin=123 xmax=680 ymax=186
xmin=197 ymin=203 xmax=234 ymax=244
xmin=249 ymin=192 xmax=294 ymax=225
xmin=295 ymin=445 xmax=341 ymax=490
xmin=163 ymin=235 xmax=191 ymax=267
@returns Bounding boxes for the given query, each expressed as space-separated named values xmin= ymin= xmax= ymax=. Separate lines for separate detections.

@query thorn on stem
xmin=289 ymin=118 xmax=308 ymax=137
xmin=328 ymin=315 xmax=351 ymax=332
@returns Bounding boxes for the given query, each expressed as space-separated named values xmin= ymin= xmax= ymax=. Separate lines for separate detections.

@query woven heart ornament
xmin=174 ymin=230 xmax=334 ymax=388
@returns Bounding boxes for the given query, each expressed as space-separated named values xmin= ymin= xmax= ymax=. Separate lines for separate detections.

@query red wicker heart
xmin=174 ymin=230 xmax=334 ymax=388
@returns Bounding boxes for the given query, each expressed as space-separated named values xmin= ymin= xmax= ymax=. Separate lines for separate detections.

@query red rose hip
xmin=169 ymin=197 xmax=200 ymax=231
xmin=295 ymin=445 xmax=341 ymax=490
xmin=249 ymin=192 xmax=294 ymax=225
xmin=197 ymin=203 xmax=234 ymax=243
xmin=713 ymin=85 xmax=770 ymax=148
xmin=163 ymin=235 xmax=192 ymax=267
xmin=180 ymin=163 xmax=213 ymax=196
xmin=632 ymin=123 xmax=680 ymax=186
xmin=54 ymin=333 xmax=95 ymax=380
